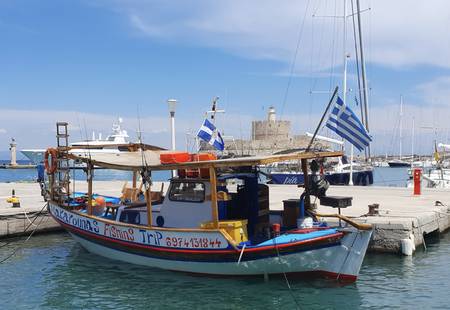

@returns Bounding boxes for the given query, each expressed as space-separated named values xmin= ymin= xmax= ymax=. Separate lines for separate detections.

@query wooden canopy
xmin=68 ymin=150 xmax=343 ymax=171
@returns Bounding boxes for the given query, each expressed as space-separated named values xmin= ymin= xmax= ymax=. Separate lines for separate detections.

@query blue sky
xmin=1 ymin=0 xmax=450 ymax=158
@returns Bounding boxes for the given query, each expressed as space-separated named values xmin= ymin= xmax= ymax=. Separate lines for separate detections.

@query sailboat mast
xmin=411 ymin=117 xmax=415 ymax=165
xmin=342 ymin=0 xmax=348 ymax=107
xmin=343 ymin=0 xmax=354 ymax=186
xmin=399 ymin=95 xmax=403 ymax=160
xmin=356 ymin=0 xmax=370 ymax=157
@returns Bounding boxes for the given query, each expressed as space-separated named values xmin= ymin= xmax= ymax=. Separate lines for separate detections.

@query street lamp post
xmin=167 ymin=99 xmax=178 ymax=177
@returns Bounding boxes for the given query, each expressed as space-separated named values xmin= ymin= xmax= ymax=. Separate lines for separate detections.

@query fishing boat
xmin=46 ymin=123 xmax=372 ymax=283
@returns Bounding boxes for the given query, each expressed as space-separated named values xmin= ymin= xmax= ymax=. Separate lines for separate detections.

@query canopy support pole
xmin=87 ymin=163 xmax=93 ymax=215
xmin=145 ymin=173 xmax=153 ymax=227
xmin=132 ymin=170 xmax=137 ymax=188
xmin=209 ymin=166 xmax=219 ymax=228
xmin=301 ymin=159 xmax=311 ymax=208
xmin=306 ymin=86 xmax=339 ymax=152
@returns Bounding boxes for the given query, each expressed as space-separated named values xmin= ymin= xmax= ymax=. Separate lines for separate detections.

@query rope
xmin=336 ymin=230 xmax=359 ymax=281
xmin=264 ymin=0 xmax=311 ymax=155
xmin=0 ymin=202 xmax=49 ymax=264
xmin=273 ymin=237 xmax=301 ymax=310
xmin=23 ymin=210 xmax=37 ymax=227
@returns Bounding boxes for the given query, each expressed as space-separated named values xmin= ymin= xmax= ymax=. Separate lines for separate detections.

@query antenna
xmin=205 ymin=96 xmax=225 ymax=122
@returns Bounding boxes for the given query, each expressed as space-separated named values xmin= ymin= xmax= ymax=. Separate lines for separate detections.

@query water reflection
xmin=42 ymin=235 xmax=363 ymax=310
xmin=4 ymin=232 xmax=450 ymax=309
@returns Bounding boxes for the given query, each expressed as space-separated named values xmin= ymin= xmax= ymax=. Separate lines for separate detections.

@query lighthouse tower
xmin=9 ymin=138 xmax=17 ymax=166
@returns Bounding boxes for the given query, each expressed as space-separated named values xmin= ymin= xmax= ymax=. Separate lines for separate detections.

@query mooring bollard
xmin=413 ymin=168 xmax=421 ymax=195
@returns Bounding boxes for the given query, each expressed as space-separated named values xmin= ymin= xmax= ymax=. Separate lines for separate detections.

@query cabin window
xmin=169 ymin=182 xmax=205 ymax=203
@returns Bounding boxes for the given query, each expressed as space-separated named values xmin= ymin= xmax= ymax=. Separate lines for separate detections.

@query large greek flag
xmin=326 ymin=96 xmax=371 ymax=151
xmin=197 ymin=119 xmax=225 ymax=151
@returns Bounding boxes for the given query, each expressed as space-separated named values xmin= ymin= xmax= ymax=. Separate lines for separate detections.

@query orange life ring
xmin=44 ymin=148 xmax=58 ymax=174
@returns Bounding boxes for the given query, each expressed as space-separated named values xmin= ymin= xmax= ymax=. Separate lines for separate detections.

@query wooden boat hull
xmin=49 ymin=202 xmax=372 ymax=282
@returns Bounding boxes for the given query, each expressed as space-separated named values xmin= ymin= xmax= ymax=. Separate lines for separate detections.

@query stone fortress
xmin=224 ymin=106 xmax=327 ymax=156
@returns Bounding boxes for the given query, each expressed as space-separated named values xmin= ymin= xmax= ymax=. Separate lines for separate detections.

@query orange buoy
xmin=159 ymin=152 xmax=190 ymax=164
xmin=95 ymin=196 xmax=106 ymax=207
xmin=44 ymin=148 xmax=58 ymax=174
xmin=93 ymin=196 xmax=106 ymax=216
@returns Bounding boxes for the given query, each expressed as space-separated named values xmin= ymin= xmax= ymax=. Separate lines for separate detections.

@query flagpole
xmin=306 ymin=86 xmax=339 ymax=152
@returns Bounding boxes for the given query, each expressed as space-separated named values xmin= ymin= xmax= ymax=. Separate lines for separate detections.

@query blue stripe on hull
xmin=270 ymin=171 xmax=373 ymax=186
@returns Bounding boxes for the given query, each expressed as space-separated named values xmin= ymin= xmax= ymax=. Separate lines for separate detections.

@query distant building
xmin=201 ymin=106 xmax=327 ymax=156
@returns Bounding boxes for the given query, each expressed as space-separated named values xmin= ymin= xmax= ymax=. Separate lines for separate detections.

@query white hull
xmin=71 ymin=229 xmax=371 ymax=278
xmin=49 ymin=203 xmax=371 ymax=280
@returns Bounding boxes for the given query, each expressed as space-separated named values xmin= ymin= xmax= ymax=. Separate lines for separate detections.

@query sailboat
xmin=388 ymin=96 xmax=410 ymax=168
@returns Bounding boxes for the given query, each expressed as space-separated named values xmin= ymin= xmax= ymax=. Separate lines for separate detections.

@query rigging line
xmin=82 ymin=118 xmax=92 ymax=162
xmin=136 ymin=105 xmax=151 ymax=189
xmin=279 ymin=0 xmax=311 ymax=119
xmin=309 ymin=0 xmax=329 ymax=130
xmin=351 ymin=0 xmax=364 ymax=121
xmin=266 ymin=0 xmax=311 ymax=156
xmin=310 ymin=0 xmax=330 ymax=91
xmin=273 ymin=237 xmax=301 ymax=310
xmin=0 ymin=202 xmax=49 ymax=264
xmin=336 ymin=230 xmax=360 ymax=281
xmin=76 ymin=114 xmax=88 ymax=161
xmin=328 ymin=0 xmax=338 ymax=92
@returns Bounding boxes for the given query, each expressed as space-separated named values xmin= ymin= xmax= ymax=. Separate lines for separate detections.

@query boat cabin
xmin=51 ymin=148 xmax=349 ymax=246
xmin=114 ymin=173 xmax=269 ymax=244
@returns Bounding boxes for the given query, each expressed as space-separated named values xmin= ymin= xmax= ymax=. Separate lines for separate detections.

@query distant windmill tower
xmin=9 ymin=138 xmax=17 ymax=166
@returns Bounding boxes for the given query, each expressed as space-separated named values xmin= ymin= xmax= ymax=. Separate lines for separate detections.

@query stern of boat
xmin=331 ymin=228 xmax=372 ymax=282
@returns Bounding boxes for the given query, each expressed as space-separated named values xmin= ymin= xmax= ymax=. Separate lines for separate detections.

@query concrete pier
xmin=0 ymin=181 xmax=126 ymax=238
xmin=269 ymin=185 xmax=450 ymax=254
xmin=1 ymin=181 xmax=450 ymax=255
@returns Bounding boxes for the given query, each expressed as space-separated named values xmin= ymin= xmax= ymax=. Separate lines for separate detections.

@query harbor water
xmin=0 ymin=232 xmax=449 ymax=309
xmin=0 ymin=165 xmax=445 ymax=309
xmin=0 ymin=161 xmax=408 ymax=187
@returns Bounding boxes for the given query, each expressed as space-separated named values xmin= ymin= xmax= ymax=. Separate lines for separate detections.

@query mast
xmin=356 ymin=0 xmax=370 ymax=157
xmin=399 ymin=95 xmax=403 ymax=160
xmin=342 ymin=0 xmax=354 ymax=186
xmin=411 ymin=117 xmax=415 ymax=166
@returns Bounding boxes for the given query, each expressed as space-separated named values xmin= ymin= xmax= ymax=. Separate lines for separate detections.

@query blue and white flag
xmin=325 ymin=96 xmax=371 ymax=151
xmin=197 ymin=118 xmax=225 ymax=151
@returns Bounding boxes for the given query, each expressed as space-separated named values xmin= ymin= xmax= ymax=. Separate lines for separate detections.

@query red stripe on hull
xmin=51 ymin=213 xmax=343 ymax=257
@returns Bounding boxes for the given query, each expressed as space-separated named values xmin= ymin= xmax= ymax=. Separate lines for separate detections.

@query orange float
xmin=159 ymin=152 xmax=190 ymax=164
xmin=44 ymin=148 xmax=58 ymax=174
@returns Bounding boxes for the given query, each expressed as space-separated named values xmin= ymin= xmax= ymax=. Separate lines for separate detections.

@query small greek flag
xmin=197 ymin=119 xmax=225 ymax=151
xmin=326 ymin=96 xmax=371 ymax=151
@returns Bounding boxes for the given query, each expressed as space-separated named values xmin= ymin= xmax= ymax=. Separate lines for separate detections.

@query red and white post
xmin=413 ymin=168 xmax=421 ymax=195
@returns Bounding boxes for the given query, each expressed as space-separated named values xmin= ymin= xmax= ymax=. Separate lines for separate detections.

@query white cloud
xmin=0 ymin=101 xmax=448 ymax=156
xmin=0 ymin=128 xmax=6 ymax=134
xmin=103 ymin=0 xmax=450 ymax=72
xmin=416 ymin=76 xmax=450 ymax=106
xmin=0 ymin=108 xmax=193 ymax=151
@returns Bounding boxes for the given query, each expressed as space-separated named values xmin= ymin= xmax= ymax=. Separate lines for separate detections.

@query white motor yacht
xmin=21 ymin=118 xmax=159 ymax=164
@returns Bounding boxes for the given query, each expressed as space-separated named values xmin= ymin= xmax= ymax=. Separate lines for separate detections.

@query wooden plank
xmin=145 ymin=182 xmax=152 ymax=228
xmin=209 ymin=167 xmax=219 ymax=229
xmin=132 ymin=171 xmax=137 ymax=188
xmin=313 ymin=212 xmax=372 ymax=231
xmin=87 ymin=166 xmax=93 ymax=215
xmin=301 ymin=158 xmax=311 ymax=208
xmin=69 ymin=151 xmax=343 ymax=172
